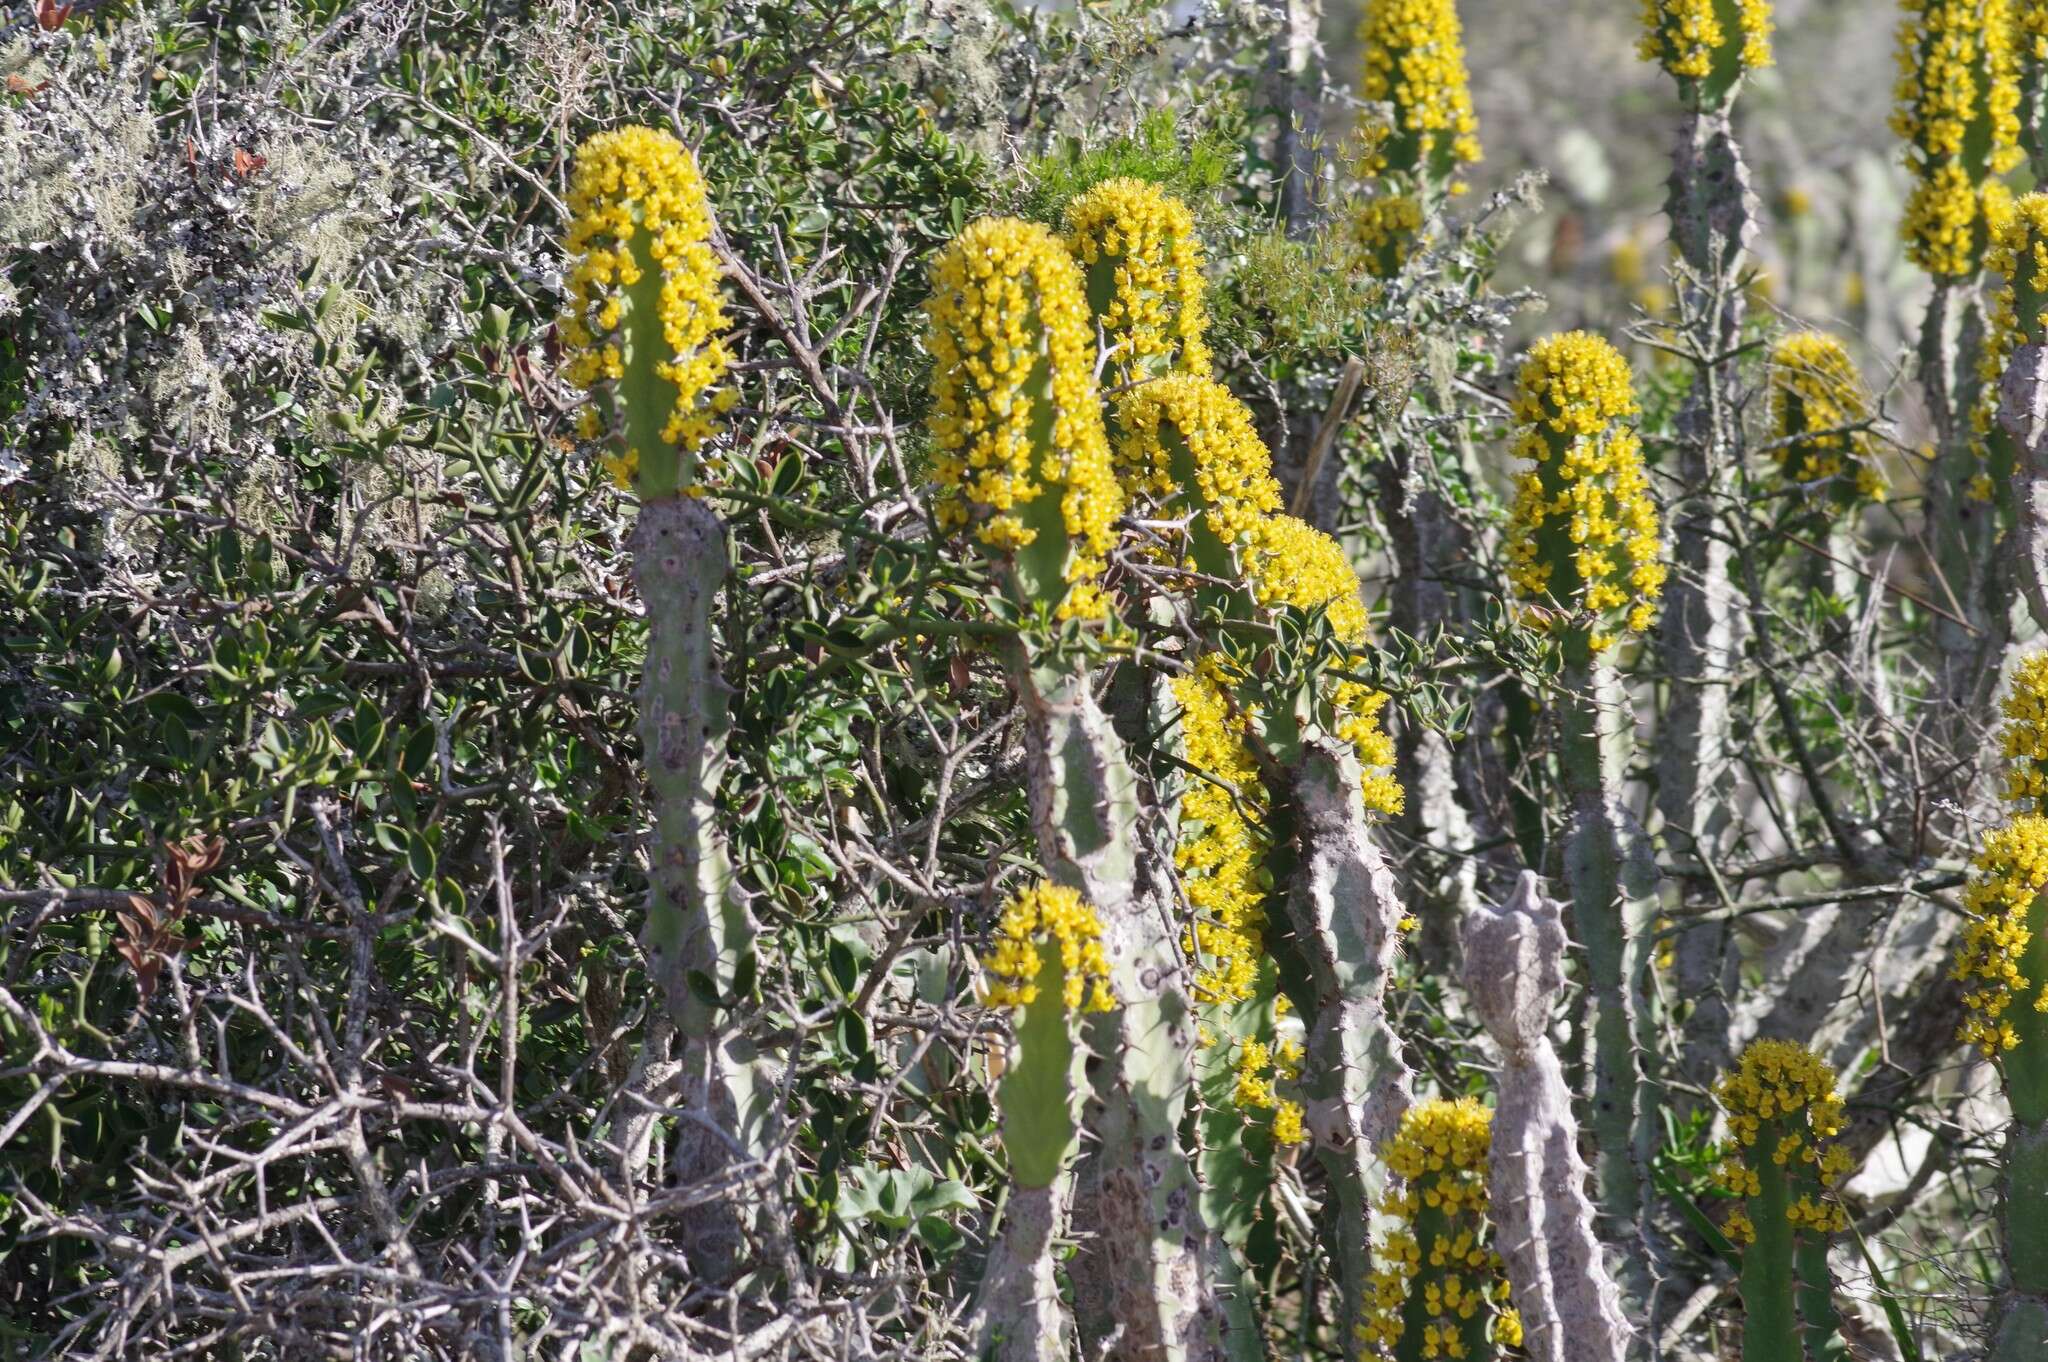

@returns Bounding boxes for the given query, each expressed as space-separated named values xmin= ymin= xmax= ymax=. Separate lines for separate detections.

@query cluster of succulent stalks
xmin=550 ymin=0 xmax=2048 ymax=1355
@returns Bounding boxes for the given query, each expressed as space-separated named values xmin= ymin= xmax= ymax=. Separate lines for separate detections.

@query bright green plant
xmin=1713 ymin=1040 xmax=1852 ymax=1362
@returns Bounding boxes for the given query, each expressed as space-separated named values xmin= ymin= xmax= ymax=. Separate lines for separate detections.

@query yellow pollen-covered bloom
xmin=1637 ymin=0 xmax=1774 ymax=82
xmin=1174 ymin=659 xmax=1271 ymax=1005
xmin=1116 ymin=374 xmax=1284 ymax=537
xmin=1894 ymin=0 xmax=2023 ymax=276
xmin=1769 ymin=332 xmax=1889 ymax=504
xmin=1228 ymin=1035 xmax=1308 ymax=1145
xmin=1064 ymin=178 xmax=1212 ymax=384
xmin=1952 ymin=814 xmax=2048 ymax=1055
xmin=1349 ymin=192 xmax=1427 ymax=277
xmin=1712 ymin=1040 xmax=1851 ymax=1242
xmin=1505 ymin=332 xmax=1666 ymax=647
xmin=1359 ymin=1098 xmax=1513 ymax=1359
xmin=1357 ymin=0 xmax=1482 ymax=181
xmin=925 ymin=217 xmax=1122 ymax=621
xmin=1243 ymin=515 xmax=1405 ymax=816
xmin=979 ymin=880 xmax=1116 ymax=1015
xmin=1986 ymin=192 xmax=2048 ymax=393
xmin=2003 ymin=652 xmax=2048 ymax=808
xmin=561 ymin=127 xmax=733 ymax=493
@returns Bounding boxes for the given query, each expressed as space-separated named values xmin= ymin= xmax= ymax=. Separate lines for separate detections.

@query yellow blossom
xmin=561 ymin=127 xmax=732 ymax=493
xmin=979 ymin=880 xmax=1116 ymax=1015
xmin=1358 ymin=0 xmax=1482 ymax=181
xmin=1712 ymin=1040 xmax=1851 ymax=1242
xmin=1952 ymin=814 xmax=2048 ymax=1056
xmin=1638 ymin=0 xmax=1773 ymax=82
xmin=1243 ymin=515 xmax=1405 ymax=816
xmin=1504 ymin=332 xmax=1666 ymax=647
xmin=1895 ymin=0 xmax=2023 ymax=276
xmin=1769 ymin=332 xmax=1889 ymax=503
xmin=925 ymin=217 xmax=1122 ymax=621
xmin=1116 ymin=374 xmax=1284 ymax=536
xmin=1064 ymin=178 xmax=1212 ymax=384
xmin=2003 ymin=652 xmax=2048 ymax=808
xmin=1358 ymin=1098 xmax=1515 ymax=1359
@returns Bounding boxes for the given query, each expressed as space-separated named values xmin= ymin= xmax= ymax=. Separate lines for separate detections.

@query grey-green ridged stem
xmin=1272 ymin=738 xmax=1413 ymax=1361
xmin=1989 ymin=886 xmax=2048 ymax=1355
xmin=1998 ymin=345 xmax=2048 ymax=636
xmin=1012 ymin=655 xmax=1232 ymax=1362
xmin=631 ymin=496 xmax=771 ymax=1278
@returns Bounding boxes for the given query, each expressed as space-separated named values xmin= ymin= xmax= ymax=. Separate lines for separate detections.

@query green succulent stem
xmin=1736 ymin=1116 xmax=1845 ymax=1362
xmin=630 ymin=496 xmax=771 ymax=1277
xmin=1991 ymin=888 xmax=2048 ymax=1352
xmin=1555 ymin=638 xmax=1656 ymax=1307
xmin=1738 ymin=1146 xmax=1800 ymax=1362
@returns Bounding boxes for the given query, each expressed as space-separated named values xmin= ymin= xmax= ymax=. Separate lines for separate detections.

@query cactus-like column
xmin=1232 ymin=514 xmax=1408 ymax=1358
xmin=1460 ymin=873 xmax=1632 ymax=1362
xmin=1502 ymin=333 xmax=1665 ymax=1300
xmin=1639 ymin=0 xmax=1768 ymax=1108
xmin=974 ymin=883 xmax=1119 ymax=1361
xmin=1896 ymin=0 xmax=2024 ymax=718
xmin=1712 ymin=1041 xmax=1853 ymax=1362
xmin=1352 ymin=0 xmax=1482 ymax=276
xmin=2017 ymin=2 xmax=2048 ymax=179
xmin=561 ymin=127 xmax=765 ymax=1273
xmin=1991 ymin=196 xmax=2048 ymax=636
xmin=926 ymin=217 xmax=1230 ymax=1361
xmin=1952 ymin=657 xmax=2048 ymax=1356
xmin=1356 ymin=1098 xmax=1523 ymax=1362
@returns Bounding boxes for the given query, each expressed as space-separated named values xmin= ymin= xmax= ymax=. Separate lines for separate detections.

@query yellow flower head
xmin=1952 ymin=814 xmax=2048 ymax=1056
xmin=926 ymin=217 xmax=1122 ymax=621
xmin=1116 ymin=374 xmax=1284 ymax=537
xmin=1638 ymin=0 xmax=1774 ymax=83
xmin=1359 ymin=1098 xmax=1515 ymax=1359
xmin=1244 ymin=515 xmax=1405 ymax=817
xmin=1713 ymin=1039 xmax=1851 ymax=1243
xmin=1894 ymin=0 xmax=2023 ymax=277
xmin=561 ymin=127 xmax=733 ymax=494
xmin=1349 ymin=192 xmax=1427 ymax=278
xmin=1174 ymin=659 xmax=1271 ymax=1006
xmin=1358 ymin=0 xmax=1483 ymax=182
xmin=979 ymin=880 xmax=1116 ymax=1015
xmin=1230 ymin=1035 xmax=1308 ymax=1146
xmin=1064 ymin=178 xmax=1212 ymax=384
xmin=2004 ymin=653 xmax=2048 ymax=809
xmin=1505 ymin=332 xmax=1666 ymax=648
xmin=1769 ymin=332 xmax=1888 ymax=503
xmin=1988 ymin=193 xmax=2048 ymax=366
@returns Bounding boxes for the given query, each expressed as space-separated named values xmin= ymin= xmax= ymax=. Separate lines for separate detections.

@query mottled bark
xmin=1462 ymin=872 xmax=1633 ymax=1362
xmin=1274 ymin=739 xmax=1414 ymax=1361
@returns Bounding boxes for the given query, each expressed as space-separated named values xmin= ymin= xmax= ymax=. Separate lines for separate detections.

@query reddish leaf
xmin=33 ymin=0 xmax=74 ymax=31
xmin=231 ymin=148 xmax=267 ymax=179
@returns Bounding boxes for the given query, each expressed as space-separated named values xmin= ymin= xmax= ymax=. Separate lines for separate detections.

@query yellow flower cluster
xmin=1953 ymin=814 xmax=2048 ymax=1055
xmin=1245 ymin=515 xmax=1406 ymax=816
xmin=1713 ymin=1040 xmax=1852 ymax=1245
xmin=1637 ymin=0 xmax=1773 ymax=81
xmin=979 ymin=880 xmax=1117 ymax=1014
xmin=561 ymin=127 xmax=734 ymax=491
xmin=1504 ymin=332 xmax=1666 ymax=651
xmin=1230 ymin=1035 xmax=1308 ymax=1145
xmin=2027 ymin=0 xmax=2048 ymax=60
xmin=1984 ymin=196 xmax=2048 ymax=434
xmin=926 ymin=218 xmax=1122 ymax=620
xmin=2003 ymin=653 xmax=2048 ymax=808
xmin=1359 ymin=1097 xmax=1520 ymax=1360
xmin=1349 ymin=192 xmax=1427 ymax=277
xmin=1174 ymin=661 xmax=1272 ymax=1005
xmin=1358 ymin=0 xmax=1483 ymax=179
xmin=1116 ymin=375 xmax=1284 ymax=534
xmin=1769 ymin=332 xmax=1889 ymax=503
xmin=1064 ymin=178 xmax=1213 ymax=385
xmin=1894 ymin=0 xmax=2023 ymax=276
